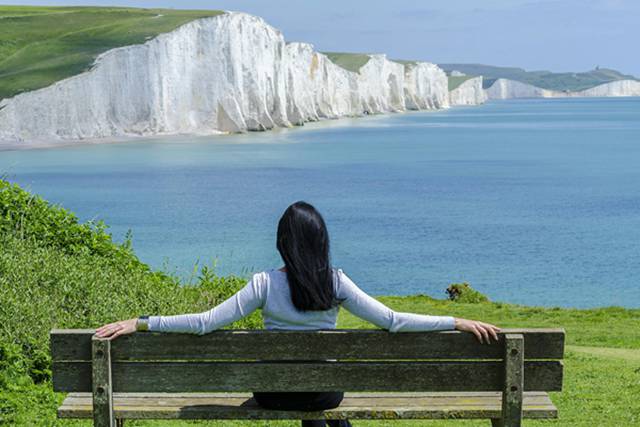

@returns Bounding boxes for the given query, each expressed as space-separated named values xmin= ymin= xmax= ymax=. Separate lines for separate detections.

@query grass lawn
xmin=323 ymin=52 xmax=371 ymax=73
xmin=0 ymin=6 xmax=223 ymax=100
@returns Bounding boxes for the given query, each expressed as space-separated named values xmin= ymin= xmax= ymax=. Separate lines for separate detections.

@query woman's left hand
xmin=95 ymin=318 xmax=137 ymax=339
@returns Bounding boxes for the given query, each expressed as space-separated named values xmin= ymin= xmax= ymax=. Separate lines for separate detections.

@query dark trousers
xmin=253 ymin=391 xmax=352 ymax=427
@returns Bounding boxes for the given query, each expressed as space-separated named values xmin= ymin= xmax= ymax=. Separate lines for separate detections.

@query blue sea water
xmin=1 ymin=98 xmax=639 ymax=308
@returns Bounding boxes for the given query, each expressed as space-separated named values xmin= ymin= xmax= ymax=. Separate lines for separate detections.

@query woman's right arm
xmin=337 ymin=270 xmax=500 ymax=343
xmin=96 ymin=274 xmax=265 ymax=338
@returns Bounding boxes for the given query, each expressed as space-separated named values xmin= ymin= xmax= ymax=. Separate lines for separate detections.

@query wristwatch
xmin=135 ymin=315 xmax=150 ymax=332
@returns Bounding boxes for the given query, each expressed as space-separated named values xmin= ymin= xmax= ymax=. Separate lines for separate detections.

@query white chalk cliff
xmin=485 ymin=78 xmax=558 ymax=99
xmin=568 ymin=80 xmax=640 ymax=97
xmin=485 ymin=78 xmax=640 ymax=99
xmin=449 ymin=76 xmax=487 ymax=106
xmin=403 ymin=62 xmax=449 ymax=110
xmin=0 ymin=12 xmax=450 ymax=143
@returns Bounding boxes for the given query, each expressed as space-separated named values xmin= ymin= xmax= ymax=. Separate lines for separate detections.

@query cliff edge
xmin=0 ymin=12 xmax=450 ymax=144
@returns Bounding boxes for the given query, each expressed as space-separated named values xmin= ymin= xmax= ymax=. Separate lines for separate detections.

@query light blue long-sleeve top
xmin=149 ymin=269 xmax=456 ymax=334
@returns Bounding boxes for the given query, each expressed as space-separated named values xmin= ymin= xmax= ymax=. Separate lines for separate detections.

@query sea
xmin=1 ymin=97 xmax=639 ymax=308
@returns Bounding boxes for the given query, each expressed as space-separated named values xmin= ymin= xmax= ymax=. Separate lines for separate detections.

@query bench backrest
xmin=51 ymin=328 xmax=564 ymax=393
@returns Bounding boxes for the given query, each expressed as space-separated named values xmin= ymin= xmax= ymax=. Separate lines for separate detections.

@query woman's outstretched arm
xmin=95 ymin=275 xmax=265 ymax=338
xmin=336 ymin=269 xmax=500 ymax=343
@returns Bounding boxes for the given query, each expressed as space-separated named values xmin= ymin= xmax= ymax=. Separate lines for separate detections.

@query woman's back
xmin=260 ymin=269 xmax=340 ymax=330
xmin=148 ymin=267 xmax=456 ymax=334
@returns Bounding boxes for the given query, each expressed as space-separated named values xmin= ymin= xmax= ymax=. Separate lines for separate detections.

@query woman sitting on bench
xmin=97 ymin=201 xmax=500 ymax=427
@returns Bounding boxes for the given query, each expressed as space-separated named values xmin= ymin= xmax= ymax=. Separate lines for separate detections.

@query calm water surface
xmin=1 ymin=98 xmax=639 ymax=308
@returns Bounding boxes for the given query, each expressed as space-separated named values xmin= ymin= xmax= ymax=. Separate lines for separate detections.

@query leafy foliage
xmin=0 ymin=179 xmax=260 ymax=423
xmin=0 ymin=180 xmax=138 ymax=263
xmin=446 ymin=282 xmax=490 ymax=303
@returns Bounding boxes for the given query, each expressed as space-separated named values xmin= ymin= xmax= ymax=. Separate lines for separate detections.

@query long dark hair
xmin=277 ymin=201 xmax=339 ymax=311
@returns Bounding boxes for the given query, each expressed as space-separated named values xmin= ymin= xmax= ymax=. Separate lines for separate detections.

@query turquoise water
xmin=1 ymin=98 xmax=639 ymax=308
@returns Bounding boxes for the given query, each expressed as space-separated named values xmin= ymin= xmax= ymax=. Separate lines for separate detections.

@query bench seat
xmin=58 ymin=391 xmax=558 ymax=420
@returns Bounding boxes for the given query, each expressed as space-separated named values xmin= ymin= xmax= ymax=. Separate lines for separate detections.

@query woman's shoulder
xmin=250 ymin=268 xmax=287 ymax=285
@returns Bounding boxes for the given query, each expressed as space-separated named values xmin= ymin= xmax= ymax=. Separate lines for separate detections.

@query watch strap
xmin=136 ymin=315 xmax=150 ymax=332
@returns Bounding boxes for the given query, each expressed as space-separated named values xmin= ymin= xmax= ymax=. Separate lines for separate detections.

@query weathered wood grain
xmin=57 ymin=391 xmax=558 ymax=420
xmin=52 ymin=360 xmax=563 ymax=393
xmin=92 ymin=337 xmax=114 ymax=427
xmin=50 ymin=329 xmax=565 ymax=361
xmin=500 ymin=333 xmax=524 ymax=427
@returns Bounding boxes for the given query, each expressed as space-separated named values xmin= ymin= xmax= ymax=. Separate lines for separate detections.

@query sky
xmin=4 ymin=0 xmax=639 ymax=76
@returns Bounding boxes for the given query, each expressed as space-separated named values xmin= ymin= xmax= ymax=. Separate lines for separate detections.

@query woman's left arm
xmin=96 ymin=276 xmax=265 ymax=338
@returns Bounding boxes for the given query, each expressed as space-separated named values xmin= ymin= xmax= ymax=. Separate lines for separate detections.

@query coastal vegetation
xmin=439 ymin=63 xmax=638 ymax=92
xmin=0 ymin=179 xmax=638 ymax=425
xmin=0 ymin=6 xmax=223 ymax=100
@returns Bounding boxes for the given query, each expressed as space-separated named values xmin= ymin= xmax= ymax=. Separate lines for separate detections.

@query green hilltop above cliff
xmin=322 ymin=52 xmax=372 ymax=72
xmin=439 ymin=63 xmax=639 ymax=92
xmin=0 ymin=6 xmax=223 ymax=100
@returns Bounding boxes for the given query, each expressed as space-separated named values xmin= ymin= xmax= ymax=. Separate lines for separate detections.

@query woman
xmin=97 ymin=201 xmax=500 ymax=427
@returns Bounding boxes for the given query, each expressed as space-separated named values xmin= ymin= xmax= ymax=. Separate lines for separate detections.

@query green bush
xmin=0 ymin=179 xmax=140 ymax=264
xmin=445 ymin=282 xmax=489 ymax=303
xmin=0 ymin=179 xmax=261 ymax=393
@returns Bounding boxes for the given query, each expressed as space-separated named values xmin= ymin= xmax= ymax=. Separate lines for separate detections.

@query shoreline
xmin=0 ymin=106 xmax=448 ymax=152
xmin=3 ymin=95 xmax=640 ymax=152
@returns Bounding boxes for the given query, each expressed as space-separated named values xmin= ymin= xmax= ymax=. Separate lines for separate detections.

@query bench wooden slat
xmin=57 ymin=392 xmax=558 ymax=420
xmin=60 ymin=393 xmax=555 ymax=407
xmin=52 ymin=360 xmax=563 ymax=393
xmin=50 ymin=329 xmax=565 ymax=361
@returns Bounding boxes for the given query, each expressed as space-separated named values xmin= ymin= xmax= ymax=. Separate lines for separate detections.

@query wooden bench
xmin=51 ymin=328 xmax=564 ymax=427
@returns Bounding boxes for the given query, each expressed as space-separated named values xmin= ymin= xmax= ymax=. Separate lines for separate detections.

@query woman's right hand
xmin=454 ymin=318 xmax=500 ymax=344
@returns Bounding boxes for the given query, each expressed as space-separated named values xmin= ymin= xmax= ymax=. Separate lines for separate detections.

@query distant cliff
xmin=485 ymin=78 xmax=640 ymax=99
xmin=449 ymin=76 xmax=487 ymax=106
xmin=485 ymin=79 xmax=558 ymax=99
xmin=0 ymin=12 xmax=450 ymax=144
xmin=440 ymin=63 xmax=638 ymax=92
xmin=568 ymin=80 xmax=640 ymax=97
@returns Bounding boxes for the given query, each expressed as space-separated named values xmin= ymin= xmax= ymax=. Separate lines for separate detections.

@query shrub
xmin=0 ymin=179 xmax=261 ymax=391
xmin=446 ymin=282 xmax=489 ymax=303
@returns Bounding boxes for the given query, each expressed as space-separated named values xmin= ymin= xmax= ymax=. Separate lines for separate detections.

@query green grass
xmin=323 ymin=52 xmax=371 ymax=72
xmin=447 ymin=75 xmax=475 ymax=91
xmin=439 ymin=63 xmax=639 ymax=91
xmin=0 ymin=6 xmax=224 ymax=100
xmin=392 ymin=59 xmax=418 ymax=66
xmin=1 ymin=179 xmax=639 ymax=426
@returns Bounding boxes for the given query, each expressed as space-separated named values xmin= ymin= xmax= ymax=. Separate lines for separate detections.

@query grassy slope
xmin=0 ymin=6 xmax=223 ymax=100
xmin=1 ymin=179 xmax=639 ymax=426
xmin=447 ymin=75 xmax=475 ymax=91
xmin=439 ymin=63 xmax=639 ymax=92
xmin=323 ymin=52 xmax=371 ymax=72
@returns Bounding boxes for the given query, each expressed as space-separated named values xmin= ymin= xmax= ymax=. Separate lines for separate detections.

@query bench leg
xmin=92 ymin=337 xmax=115 ymax=427
xmin=116 ymin=420 xmax=125 ymax=427
xmin=491 ymin=419 xmax=502 ymax=427
xmin=499 ymin=334 xmax=524 ymax=427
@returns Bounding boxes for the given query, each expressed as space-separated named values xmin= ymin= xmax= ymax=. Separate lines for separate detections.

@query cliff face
xmin=485 ymin=78 xmax=558 ymax=99
xmin=485 ymin=78 xmax=640 ymax=99
xmin=404 ymin=62 xmax=449 ymax=110
xmin=0 ymin=12 xmax=449 ymax=143
xmin=569 ymin=80 xmax=640 ymax=97
xmin=449 ymin=76 xmax=487 ymax=106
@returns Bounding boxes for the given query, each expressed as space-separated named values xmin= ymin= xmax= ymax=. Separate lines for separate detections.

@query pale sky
xmin=4 ymin=0 xmax=639 ymax=76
